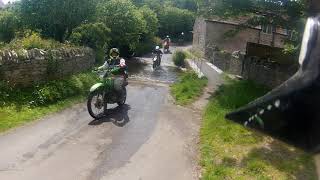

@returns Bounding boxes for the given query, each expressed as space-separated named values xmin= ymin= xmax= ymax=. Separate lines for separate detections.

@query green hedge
xmin=173 ymin=50 xmax=187 ymax=67
xmin=0 ymin=72 xmax=98 ymax=107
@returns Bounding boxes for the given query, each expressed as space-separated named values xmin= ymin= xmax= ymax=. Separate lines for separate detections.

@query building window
xmin=262 ymin=25 xmax=274 ymax=34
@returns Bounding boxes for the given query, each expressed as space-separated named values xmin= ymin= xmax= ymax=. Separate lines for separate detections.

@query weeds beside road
xmin=0 ymin=72 xmax=97 ymax=133
xmin=171 ymin=71 xmax=208 ymax=105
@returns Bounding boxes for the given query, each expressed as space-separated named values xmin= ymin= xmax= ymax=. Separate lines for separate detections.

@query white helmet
xmin=156 ymin=46 xmax=160 ymax=50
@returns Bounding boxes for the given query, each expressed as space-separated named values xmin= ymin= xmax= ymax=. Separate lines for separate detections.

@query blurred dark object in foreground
xmin=226 ymin=15 xmax=320 ymax=152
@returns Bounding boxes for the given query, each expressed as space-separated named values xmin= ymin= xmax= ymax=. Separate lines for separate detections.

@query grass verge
xmin=0 ymin=72 xmax=97 ymax=133
xmin=0 ymin=96 xmax=84 ymax=133
xmin=200 ymin=79 xmax=317 ymax=179
xmin=171 ymin=71 xmax=208 ymax=105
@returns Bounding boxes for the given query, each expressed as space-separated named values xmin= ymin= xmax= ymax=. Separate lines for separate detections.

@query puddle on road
xmin=127 ymin=58 xmax=181 ymax=83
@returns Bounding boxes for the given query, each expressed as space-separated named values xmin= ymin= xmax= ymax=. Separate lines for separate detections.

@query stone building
xmin=192 ymin=17 xmax=298 ymax=88
xmin=193 ymin=17 xmax=291 ymax=59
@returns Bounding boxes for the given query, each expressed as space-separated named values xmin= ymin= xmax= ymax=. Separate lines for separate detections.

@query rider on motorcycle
xmin=98 ymin=48 xmax=128 ymax=91
xmin=163 ymin=35 xmax=171 ymax=51
xmin=98 ymin=48 xmax=127 ymax=74
xmin=153 ymin=46 xmax=163 ymax=65
xmin=179 ymin=32 xmax=185 ymax=45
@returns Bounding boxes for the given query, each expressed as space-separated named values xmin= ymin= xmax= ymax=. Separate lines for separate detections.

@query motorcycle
xmin=163 ymin=41 xmax=170 ymax=53
xmin=87 ymin=66 xmax=128 ymax=119
xmin=152 ymin=54 xmax=162 ymax=69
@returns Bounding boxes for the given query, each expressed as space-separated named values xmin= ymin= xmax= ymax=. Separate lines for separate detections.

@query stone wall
xmin=192 ymin=18 xmax=207 ymax=53
xmin=211 ymin=51 xmax=298 ymax=88
xmin=205 ymin=20 xmax=261 ymax=55
xmin=0 ymin=47 xmax=95 ymax=86
xmin=241 ymin=57 xmax=298 ymax=88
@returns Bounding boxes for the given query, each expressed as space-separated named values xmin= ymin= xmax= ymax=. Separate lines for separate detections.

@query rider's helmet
xmin=109 ymin=48 xmax=120 ymax=59
xmin=155 ymin=46 xmax=160 ymax=50
xmin=181 ymin=32 xmax=184 ymax=35
xmin=166 ymin=35 xmax=169 ymax=38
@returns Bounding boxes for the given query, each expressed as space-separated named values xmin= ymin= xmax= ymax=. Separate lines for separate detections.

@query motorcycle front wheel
xmin=153 ymin=61 xmax=157 ymax=69
xmin=87 ymin=90 xmax=107 ymax=119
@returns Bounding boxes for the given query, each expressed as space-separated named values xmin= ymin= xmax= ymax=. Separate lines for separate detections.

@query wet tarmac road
xmin=0 ymin=46 xmax=201 ymax=180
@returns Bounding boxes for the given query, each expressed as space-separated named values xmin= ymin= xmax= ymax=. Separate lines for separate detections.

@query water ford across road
xmin=0 ymin=46 xmax=203 ymax=180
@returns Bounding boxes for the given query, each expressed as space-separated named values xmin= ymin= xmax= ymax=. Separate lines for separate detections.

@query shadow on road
xmin=88 ymin=104 xmax=131 ymax=127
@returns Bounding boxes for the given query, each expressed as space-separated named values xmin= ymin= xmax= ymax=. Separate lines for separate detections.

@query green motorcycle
xmin=87 ymin=66 xmax=127 ymax=119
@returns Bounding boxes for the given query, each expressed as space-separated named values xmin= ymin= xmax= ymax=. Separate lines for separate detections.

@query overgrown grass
xmin=171 ymin=71 xmax=208 ymax=105
xmin=200 ymin=79 xmax=317 ymax=179
xmin=0 ymin=72 xmax=97 ymax=133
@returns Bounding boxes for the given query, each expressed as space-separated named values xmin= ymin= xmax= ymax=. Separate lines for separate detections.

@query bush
xmin=97 ymin=0 xmax=146 ymax=53
xmin=6 ymin=32 xmax=66 ymax=50
xmin=69 ymin=23 xmax=111 ymax=50
xmin=31 ymin=73 xmax=96 ymax=105
xmin=0 ymin=10 xmax=20 ymax=43
xmin=134 ymin=36 xmax=162 ymax=56
xmin=157 ymin=6 xmax=195 ymax=38
xmin=173 ymin=50 xmax=186 ymax=67
xmin=153 ymin=36 xmax=163 ymax=47
xmin=0 ymin=72 xmax=97 ymax=107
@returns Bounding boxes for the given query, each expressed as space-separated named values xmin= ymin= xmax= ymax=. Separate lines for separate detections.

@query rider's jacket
xmin=99 ymin=57 xmax=127 ymax=76
xmin=153 ymin=49 xmax=163 ymax=56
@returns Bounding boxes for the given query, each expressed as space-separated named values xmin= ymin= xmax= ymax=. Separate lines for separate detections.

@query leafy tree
xmin=139 ymin=5 xmax=159 ymax=36
xmin=135 ymin=0 xmax=164 ymax=12
xmin=69 ymin=22 xmax=111 ymax=50
xmin=197 ymin=0 xmax=306 ymax=34
xmin=169 ymin=0 xmax=197 ymax=12
xmin=0 ymin=10 xmax=20 ymax=42
xmin=158 ymin=6 xmax=195 ymax=38
xmin=97 ymin=0 xmax=146 ymax=53
xmin=20 ymin=0 xmax=96 ymax=42
xmin=202 ymin=1 xmax=304 ymax=23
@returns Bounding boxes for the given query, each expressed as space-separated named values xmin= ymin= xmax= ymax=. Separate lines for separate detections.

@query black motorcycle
xmin=152 ymin=54 xmax=162 ymax=69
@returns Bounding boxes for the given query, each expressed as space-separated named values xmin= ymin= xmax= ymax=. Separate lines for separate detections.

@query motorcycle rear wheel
xmin=87 ymin=90 xmax=107 ymax=119
xmin=117 ymin=88 xmax=127 ymax=106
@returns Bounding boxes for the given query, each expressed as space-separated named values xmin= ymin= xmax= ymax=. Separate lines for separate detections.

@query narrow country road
xmin=0 ymin=46 xmax=202 ymax=180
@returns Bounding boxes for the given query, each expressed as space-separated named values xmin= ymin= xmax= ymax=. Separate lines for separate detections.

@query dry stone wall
xmin=0 ymin=47 xmax=95 ymax=86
